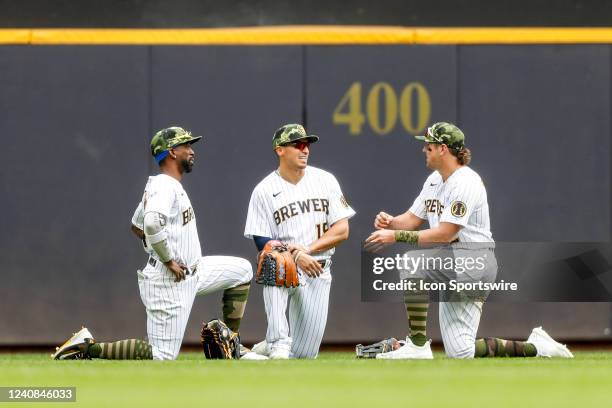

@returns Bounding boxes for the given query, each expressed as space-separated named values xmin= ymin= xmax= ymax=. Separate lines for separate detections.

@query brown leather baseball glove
xmin=256 ymin=240 xmax=300 ymax=288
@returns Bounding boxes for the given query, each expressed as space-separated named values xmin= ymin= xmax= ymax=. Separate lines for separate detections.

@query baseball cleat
xmin=527 ymin=327 xmax=574 ymax=358
xmin=51 ymin=327 xmax=95 ymax=360
xmin=251 ymin=340 xmax=269 ymax=356
xmin=269 ymin=348 xmax=291 ymax=360
xmin=239 ymin=344 xmax=251 ymax=357
xmin=376 ymin=337 xmax=434 ymax=360
xmin=241 ymin=351 xmax=269 ymax=360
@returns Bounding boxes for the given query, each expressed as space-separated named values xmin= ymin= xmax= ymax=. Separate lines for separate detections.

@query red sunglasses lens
xmin=294 ymin=141 xmax=310 ymax=151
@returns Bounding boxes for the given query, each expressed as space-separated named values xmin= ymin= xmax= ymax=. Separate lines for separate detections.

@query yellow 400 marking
xmin=333 ymin=82 xmax=431 ymax=135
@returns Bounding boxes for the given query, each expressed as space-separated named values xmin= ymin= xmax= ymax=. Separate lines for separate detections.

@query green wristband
xmin=394 ymin=230 xmax=419 ymax=244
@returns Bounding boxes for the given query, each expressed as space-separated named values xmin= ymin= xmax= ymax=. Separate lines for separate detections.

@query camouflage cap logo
xmin=415 ymin=122 xmax=465 ymax=150
xmin=150 ymin=126 xmax=202 ymax=157
xmin=272 ymin=124 xmax=319 ymax=149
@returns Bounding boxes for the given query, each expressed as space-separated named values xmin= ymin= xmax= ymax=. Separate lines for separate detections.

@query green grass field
xmin=1 ymin=351 xmax=610 ymax=408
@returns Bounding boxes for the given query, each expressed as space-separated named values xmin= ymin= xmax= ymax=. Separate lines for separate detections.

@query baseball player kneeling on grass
xmin=364 ymin=122 xmax=573 ymax=360
xmin=244 ymin=124 xmax=355 ymax=359
xmin=52 ymin=126 xmax=256 ymax=361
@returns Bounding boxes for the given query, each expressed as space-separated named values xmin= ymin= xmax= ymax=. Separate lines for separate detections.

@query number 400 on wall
xmin=332 ymin=82 xmax=431 ymax=136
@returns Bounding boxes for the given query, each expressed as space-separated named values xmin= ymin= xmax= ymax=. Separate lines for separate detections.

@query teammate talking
xmin=366 ymin=122 xmax=573 ymax=359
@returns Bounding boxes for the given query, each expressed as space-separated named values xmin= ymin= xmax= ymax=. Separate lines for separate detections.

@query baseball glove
xmin=355 ymin=338 xmax=404 ymax=358
xmin=200 ymin=319 xmax=241 ymax=359
xmin=256 ymin=240 xmax=299 ymax=288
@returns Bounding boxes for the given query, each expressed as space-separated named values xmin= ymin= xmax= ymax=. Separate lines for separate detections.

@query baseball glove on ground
xmin=256 ymin=240 xmax=299 ymax=288
xmin=355 ymin=338 xmax=404 ymax=358
xmin=200 ymin=319 xmax=241 ymax=359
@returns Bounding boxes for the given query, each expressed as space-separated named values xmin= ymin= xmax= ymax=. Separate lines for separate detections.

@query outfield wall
xmin=1 ymin=42 xmax=611 ymax=344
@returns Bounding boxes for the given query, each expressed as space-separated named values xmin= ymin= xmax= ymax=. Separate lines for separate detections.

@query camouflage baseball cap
xmin=272 ymin=124 xmax=319 ymax=150
xmin=150 ymin=126 xmax=202 ymax=161
xmin=415 ymin=122 xmax=465 ymax=150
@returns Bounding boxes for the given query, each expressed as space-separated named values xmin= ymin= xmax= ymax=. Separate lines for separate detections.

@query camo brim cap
xmin=151 ymin=126 xmax=203 ymax=158
xmin=272 ymin=124 xmax=319 ymax=149
xmin=415 ymin=122 xmax=465 ymax=150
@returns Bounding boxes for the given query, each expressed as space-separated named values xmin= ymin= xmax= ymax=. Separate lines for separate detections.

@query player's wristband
xmin=394 ymin=230 xmax=419 ymax=244
xmin=294 ymin=250 xmax=304 ymax=263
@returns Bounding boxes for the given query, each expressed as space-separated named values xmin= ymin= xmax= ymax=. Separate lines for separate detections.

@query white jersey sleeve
xmin=143 ymin=176 xmax=175 ymax=217
xmin=439 ymin=175 xmax=483 ymax=227
xmin=138 ymin=174 xmax=202 ymax=266
xmin=408 ymin=175 xmax=436 ymax=219
xmin=131 ymin=201 xmax=144 ymax=229
xmin=326 ymin=174 xmax=355 ymax=225
xmin=244 ymin=186 xmax=275 ymax=239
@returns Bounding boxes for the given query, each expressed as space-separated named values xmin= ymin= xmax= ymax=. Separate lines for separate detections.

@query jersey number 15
xmin=315 ymin=222 xmax=329 ymax=239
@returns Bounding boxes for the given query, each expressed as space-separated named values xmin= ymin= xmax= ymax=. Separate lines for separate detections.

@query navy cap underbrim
xmin=187 ymin=135 xmax=203 ymax=144
xmin=297 ymin=135 xmax=319 ymax=143
xmin=277 ymin=134 xmax=319 ymax=146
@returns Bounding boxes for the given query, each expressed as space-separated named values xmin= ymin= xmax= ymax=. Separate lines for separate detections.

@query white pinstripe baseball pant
xmin=404 ymin=247 xmax=497 ymax=359
xmin=263 ymin=265 xmax=332 ymax=359
xmin=438 ymin=301 xmax=483 ymax=359
xmin=138 ymin=256 xmax=252 ymax=360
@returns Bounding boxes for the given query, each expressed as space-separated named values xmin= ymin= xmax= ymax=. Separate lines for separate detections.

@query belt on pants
xmin=148 ymin=257 xmax=198 ymax=276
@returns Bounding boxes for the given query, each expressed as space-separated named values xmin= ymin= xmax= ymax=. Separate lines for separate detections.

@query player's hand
xmin=164 ymin=260 xmax=187 ymax=282
xmin=374 ymin=211 xmax=394 ymax=230
xmin=296 ymin=252 xmax=324 ymax=277
xmin=364 ymin=229 xmax=396 ymax=252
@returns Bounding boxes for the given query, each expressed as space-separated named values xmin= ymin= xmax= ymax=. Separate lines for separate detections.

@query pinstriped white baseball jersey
xmin=409 ymin=166 xmax=493 ymax=243
xmin=244 ymin=166 xmax=356 ymax=263
xmin=245 ymin=165 xmax=354 ymax=358
xmin=141 ymin=174 xmax=201 ymax=268
xmin=131 ymin=201 xmax=145 ymax=229
xmin=133 ymin=174 xmax=252 ymax=360
xmin=131 ymin=201 xmax=153 ymax=256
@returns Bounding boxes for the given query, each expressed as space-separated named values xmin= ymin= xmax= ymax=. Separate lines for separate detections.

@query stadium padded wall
xmin=0 ymin=44 xmax=610 ymax=344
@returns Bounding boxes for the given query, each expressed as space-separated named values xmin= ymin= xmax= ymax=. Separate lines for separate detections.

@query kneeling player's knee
xmin=238 ymin=258 xmax=253 ymax=282
xmin=445 ymin=343 xmax=475 ymax=359
xmin=152 ymin=346 xmax=178 ymax=361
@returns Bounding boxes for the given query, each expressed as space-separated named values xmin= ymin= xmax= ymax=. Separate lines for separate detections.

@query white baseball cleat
xmin=51 ymin=327 xmax=95 ymax=360
xmin=239 ymin=344 xmax=251 ymax=357
xmin=251 ymin=340 xmax=269 ymax=356
xmin=269 ymin=348 xmax=291 ymax=360
xmin=527 ymin=327 xmax=574 ymax=358
xmin=376 ymin=338 xmax=434 ymax=360
xmin=241 ymin=351 xmax=269 ymax=360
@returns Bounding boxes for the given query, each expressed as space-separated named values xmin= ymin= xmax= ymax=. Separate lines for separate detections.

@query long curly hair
xmin=451 ymin=147 xmax=472 ymax=165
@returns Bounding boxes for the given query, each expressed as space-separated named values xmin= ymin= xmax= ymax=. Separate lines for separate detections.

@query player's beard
xmin=181 ymin=158 xmax=194 ymax=173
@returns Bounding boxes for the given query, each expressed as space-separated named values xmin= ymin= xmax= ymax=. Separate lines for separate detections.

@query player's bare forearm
xmin=309 ymin=218 xmax=349 ymax=253
xmin=375 ymin=210 xmax=424 ymax=231
xmin=366 ymin=222 xmax=460 ymax=246
xmin=416 ymin=222 xmax=460 ymax=244
xmin=131 ymin=224 xmax=145 ymax=240
xmin=389 ymin=211 xmax=425 ymax=230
